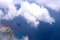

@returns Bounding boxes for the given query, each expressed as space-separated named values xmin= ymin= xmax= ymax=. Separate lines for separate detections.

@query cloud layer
xmin=0 ymin=0 xmax=55 ymax=27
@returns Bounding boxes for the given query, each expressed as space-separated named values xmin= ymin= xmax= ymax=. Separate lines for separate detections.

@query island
xmin=0 ymin=25 xmax=14 ymax=40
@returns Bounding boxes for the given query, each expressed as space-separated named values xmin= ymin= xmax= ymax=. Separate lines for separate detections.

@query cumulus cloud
xmin=35 ymin=0 xmax=60 ymax=11
xmin=0 ymin=0 xmax=55 ymax=27
xmin=18 ymin=1 xmax=55 ymax=27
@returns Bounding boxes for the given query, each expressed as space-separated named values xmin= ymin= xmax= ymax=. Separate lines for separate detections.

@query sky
xmin=0 ymin=0 xmax=60 ymax=40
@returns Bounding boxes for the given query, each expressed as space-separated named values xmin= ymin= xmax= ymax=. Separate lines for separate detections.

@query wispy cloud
xmin=22 ymin=36 xmax=29 ymax=40
xmin=35 ymin=0 xmax=60 ymax=11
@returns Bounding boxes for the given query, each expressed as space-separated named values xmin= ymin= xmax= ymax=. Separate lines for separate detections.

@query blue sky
xmin=0 ymin=0 xmax=60 ymax=40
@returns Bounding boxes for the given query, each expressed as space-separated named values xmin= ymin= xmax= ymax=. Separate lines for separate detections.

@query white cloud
xmin=13 ymin=0 xmax=60 ymax=12
xmin=2 ymin=5 xmax=17 ymax=20
xmin=35 ymin=0 xmax=60 ymax=11
xmin=13 ymin=0 xmax=25 ymax=4
xmin=0 ymin=10 xmax=3 ymax=17
xmin=18 ymin=1 xmax=55 ymax=27
xmin=22 ymin=36 xmax=29 ymax=40
xmin=23 ymin=12 xmax=39 ymax=27
xmin=0 ymin=0 xmax=13 ymax=2
xmin=0 ymin=0 xmax=55 ymax=27
xmin=0 ymin=0 xmax=17 ymax=20
xmin=46 ymin=3 xmax=60 ymax=11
